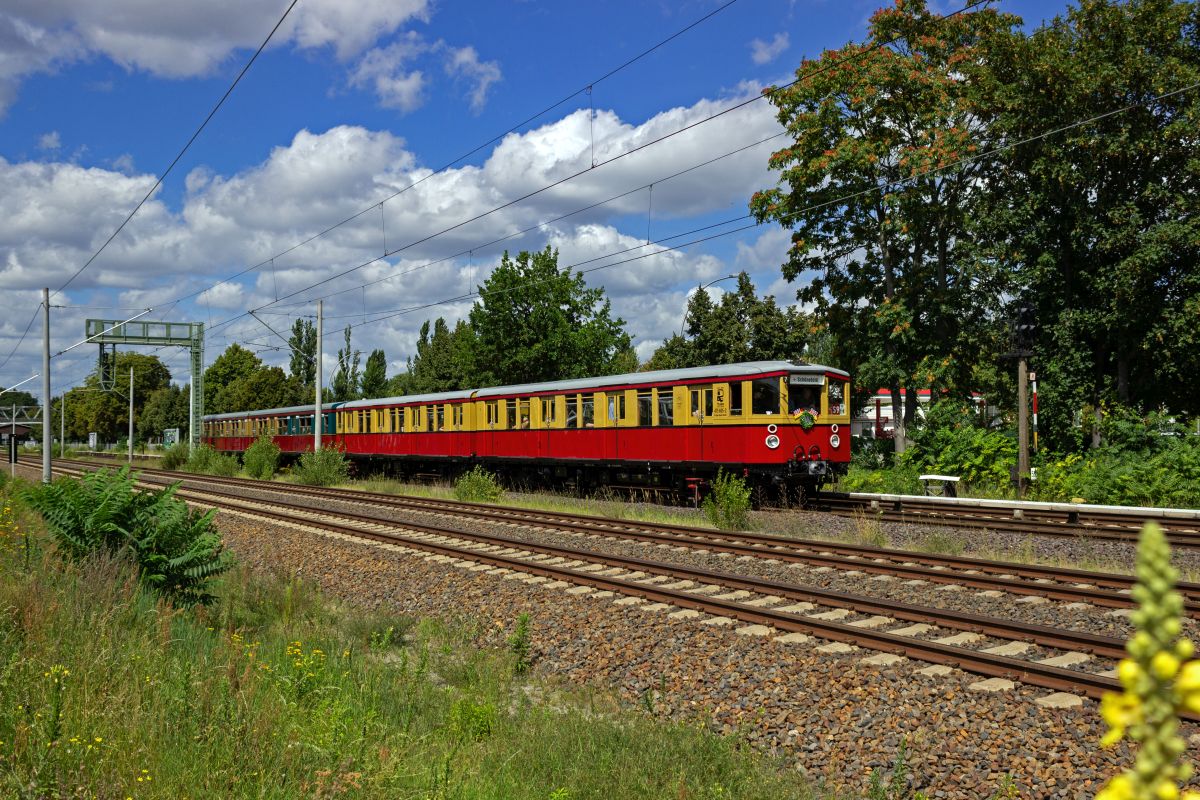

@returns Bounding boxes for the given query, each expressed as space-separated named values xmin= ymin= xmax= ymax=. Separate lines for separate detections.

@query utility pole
xmin=8 ymin=404 xmax=14 ymax=480
xmin=42 ymin=287 xmax=50 ymax=484
xmin=1017 ymin=358 xmax=1029 ymax=497
xmin=314 ymin=300 xmax=323 ymax=452
xmin=60 ymin=394 xmax=65 ymax=458
xmin=189 ymin=377 xmax=194 ymax=453
xmin=1013 ymin=301 xmax=1037 ymax=498
xmin=127 ymin=367 xmax=134 ymax=464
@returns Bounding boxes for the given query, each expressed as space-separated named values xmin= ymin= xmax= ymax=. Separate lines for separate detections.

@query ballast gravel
xmin=213 ymin=508 xmax=1158 ymax=799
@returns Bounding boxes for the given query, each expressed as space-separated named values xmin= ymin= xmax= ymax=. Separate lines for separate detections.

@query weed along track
xmin=43 ymin=458 xmax=1200 ymax=616
xmin=38 ymin=461 xmax=1161 ymax=709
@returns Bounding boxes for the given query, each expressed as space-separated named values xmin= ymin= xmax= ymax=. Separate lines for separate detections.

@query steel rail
xmin=184 ymin=486 xmax=1134 ymax=704
xmin=31 ymin=459 xmax=1145 ymax=707
xmin=40 ymin=458 xmax=1200 ymax=613
xmin=177 ymin=483 xmax=1128 ymax=657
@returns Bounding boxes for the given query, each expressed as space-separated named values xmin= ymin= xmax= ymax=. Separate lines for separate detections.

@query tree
xmin=468 ymin=246 xmax=633 ymax=386
xmin=288 ymin=318 xmax=317 ymax=388
xmin=203 ymin=344 xmax=262 ymax=413
xmin=138 ymin=385 xmax=190 ymax=442
xmin=360 ymin=349 xmax=389 ymax=399
xmin=329 ymin=326 xmax=361 ymax=402
xmin=646 ymin=273 xmax=811 ymax=370
xmin=214 ymin=366 xmax=302 ymax=412
xmin=404 ymin=318 xmax=472 ymax=394
xmin=0 ymin=388 xmax=38 ymax=409
xmin=59 ymin=353 xmax=173 ymax=443
xmin=751 ymin=0 xmax=1020 ymax=451
xmin=982 ymin=0 xmax=1200 ymax=449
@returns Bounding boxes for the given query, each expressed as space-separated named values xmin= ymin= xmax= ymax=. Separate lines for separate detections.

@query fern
xmin=24 ymin=467 xmax=233 ymax=606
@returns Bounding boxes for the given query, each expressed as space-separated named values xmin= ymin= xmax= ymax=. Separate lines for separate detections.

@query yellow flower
xmin=1177 ymin=661 xmax=1200 ymax=693
xmin=1153 ymin=652 xmax=1181 ymax=680
xmin=1097 ymin=774 xmax=1135 ymax=800
xmin=1118 ymin=658 xmax=1142 ymax=688
xmin=1101 ymin=692 xmax=1142 ymax=746
xmin=1158 ymin=781 xmax=1180 ymax=800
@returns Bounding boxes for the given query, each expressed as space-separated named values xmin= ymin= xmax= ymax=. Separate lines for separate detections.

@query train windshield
xmin=787 ymin=375 xmax=824 ymax=416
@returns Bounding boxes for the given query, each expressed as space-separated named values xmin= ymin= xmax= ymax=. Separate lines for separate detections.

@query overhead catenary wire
xmin=157 ymin=0 xmax=745 ymax=311
xmin=184 ymin=0 xmax=992 ymax=345
xmin=290 ymin=78 xmax=1200 ymax=341
xmin=51 ymin=0 xmax=300 ymax=300
xmin=256 ymin=131 xmax=788 ymax=312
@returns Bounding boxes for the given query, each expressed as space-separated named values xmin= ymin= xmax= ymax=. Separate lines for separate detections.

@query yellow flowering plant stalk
xmin=1097 ymin=522 xmax=1200 ymax=800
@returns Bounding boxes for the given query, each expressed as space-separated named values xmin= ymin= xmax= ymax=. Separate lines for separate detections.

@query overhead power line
xmin=184 ymin=0 xmax=992 ymax=346
xmin=289 ymin=78 xmax=1200 ymax=343
xmin=160 ymin=0 xmax=745 ymax=311
xmin=52 ymin=0 xmax=301 ymax=299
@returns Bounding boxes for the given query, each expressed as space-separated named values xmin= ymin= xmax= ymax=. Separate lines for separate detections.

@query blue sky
xmin=0 ymin=0 xmax=1071 ymax=399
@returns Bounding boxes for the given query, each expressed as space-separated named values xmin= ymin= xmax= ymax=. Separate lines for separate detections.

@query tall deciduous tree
xmin=468 ymin=247 xmax=633 ymax=386
xmin=137 ymin=385 xmax=190 ymax=442
xmin=360 ymin=349 xmax=388 ymax=399
xmin=288 ymin=318 xmax=317 ymax=388
xmin=203 ymin=344 xmax=262 ymax=413
xmin=751 ymin=0 xmax=1020 ymax=451
xmin=62 ymin=353 xmax=173 ymax=442
xmin=983 ymin=0 xmax=1200 ymax=449
xmin=401 ymin=318 xmax=473 ymax=394
xmin=329 ymin=326 xmax=361 ymax=402
xmin=646 ymin=272 xmax=812 ymax=370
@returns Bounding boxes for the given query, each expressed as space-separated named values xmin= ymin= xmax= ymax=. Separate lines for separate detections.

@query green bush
xmin=185 ymin=444 xmax=239 ymax=477
xmin=292 ymin=446 xmax=351 ymax=486
xmin=243 ymin=435 xmax=281 ymax=480
xmin=1033 ymin=437 xmax=1200 ymax=507
xmin=897 ymin=400 xmax=1016 ymax=490
xmin=702 ymin=469 xmax=751 ymax=531
xmin=23 ymin=467 xmax=233 ymax=606
xmin=160 ymin=442 xmax=190 ymax=471
xmin=454 ymin=465 xmax=505 ymax=503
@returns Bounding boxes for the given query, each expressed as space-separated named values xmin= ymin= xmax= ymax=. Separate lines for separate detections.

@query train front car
xmin=774 ymin=363 xmax=852 ymax=493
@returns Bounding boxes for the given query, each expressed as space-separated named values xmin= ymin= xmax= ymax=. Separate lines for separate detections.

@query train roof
xmin=203 ymin=360 xmax=848 ymax=420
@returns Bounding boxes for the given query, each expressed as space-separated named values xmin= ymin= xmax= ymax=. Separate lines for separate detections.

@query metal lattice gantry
xmin=84 ymin=319 xmax=204 ymax=448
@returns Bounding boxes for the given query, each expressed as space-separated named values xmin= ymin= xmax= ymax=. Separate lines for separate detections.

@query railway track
xmin=815 ymin=493 xmax=1200 ymax=539
xmin=39 ymin=458 xmax=1200 ymax=618
xmin=26 ymin=459 xmax=1167 ymax=710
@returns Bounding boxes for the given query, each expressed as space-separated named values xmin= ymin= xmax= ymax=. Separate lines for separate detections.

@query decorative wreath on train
xmin=795 ymin=409 xmax=816 ymax=430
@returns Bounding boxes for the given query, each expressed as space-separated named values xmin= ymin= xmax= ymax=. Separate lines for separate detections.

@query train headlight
xmin=829 ymin=433 xmax=841 ymax=449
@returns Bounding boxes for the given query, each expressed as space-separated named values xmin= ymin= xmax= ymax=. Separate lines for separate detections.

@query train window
xmin=432 ymin=405 xmax=444 ymax=431
xmin=566 ymin=394 xmax=579 ymax=428
xmin=658 ymin=392 xmax=674 ymax=426
xmin=503 ymin=399 xmax=515 ymax=429
xmin=364 ymin=411 xmax=374 ymax=434
xmin=827 ymin=380 xmax=847 ymax=416
xmin=581 ymin=396 xmax=594 ymax=428
xmin=541 ymin=397 xmax=556 ymax=426
xmin=637 ymin=390 xmax=654 ymax=426
xmin=788 ymin=378 xmax=823 ymax=417
xmin=517 ymin=399 xmax=531 ymax=429
xmin=607 ymin=393 xmax=625 ymax=425
xmin=730 ymin=382 xmax=744 ymax=415
xmin=453 ymin=404 xmax=464 ymax=430
xmin=752 ymin=377 xmax=782 ymax=415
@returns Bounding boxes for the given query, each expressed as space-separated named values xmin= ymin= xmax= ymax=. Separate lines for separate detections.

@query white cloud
xmin=0 ymin=87 xmax=789 ymax=382
xmin=0 ymin=0 xmax=431 ymax=112
xmin=749 ymin=32 xmax=789 ymax=65
xmin=37 ymin=131 xmax=61 ymax=151
xmin=444 ymin=45 xmax=501 ymax=113
xmin=349 ymin=34 xmax=430 ymax=113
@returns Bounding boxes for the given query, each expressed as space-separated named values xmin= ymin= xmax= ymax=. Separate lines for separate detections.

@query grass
xmin=0 ymin=478 xmax=824 ymax=799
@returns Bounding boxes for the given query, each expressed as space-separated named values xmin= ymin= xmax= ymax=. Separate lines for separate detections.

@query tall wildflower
xmin=1097 ymin=522 xmax=1200 ymax=800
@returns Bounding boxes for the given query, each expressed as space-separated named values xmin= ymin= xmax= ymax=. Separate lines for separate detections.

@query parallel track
xmin=39 ymin=458 xmax=1200 ymax=616
xmin=26 ymin=459 xmax=1162 ymax=709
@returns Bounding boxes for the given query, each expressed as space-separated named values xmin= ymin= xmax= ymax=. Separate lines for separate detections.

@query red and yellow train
xmin=202 ymin=360 xmax=851 ymax=498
